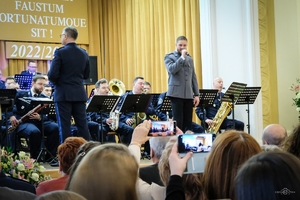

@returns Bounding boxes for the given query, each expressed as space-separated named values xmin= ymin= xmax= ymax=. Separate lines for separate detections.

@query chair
xmin=107 ymin=131 xmax=122 ymax=143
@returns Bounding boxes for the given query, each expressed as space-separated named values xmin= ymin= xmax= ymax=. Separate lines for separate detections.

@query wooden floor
xmin=42 ymin=159 xmax=153 ymax=178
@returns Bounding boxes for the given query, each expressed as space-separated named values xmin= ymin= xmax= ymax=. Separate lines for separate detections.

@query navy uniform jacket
xmin=0 ymin=80 xmax=5 ymax=89
xmin=164 ymin=51 xmax=199 ymax=99
xmin=48 ymin=43 xmax=90 ymax=102
xmin=0 ymin=171 xmax=36 ymax=194
xmin=20 ymin=70 xmax=41 ymax=76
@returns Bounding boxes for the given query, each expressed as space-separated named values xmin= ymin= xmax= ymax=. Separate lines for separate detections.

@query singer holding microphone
xmin=195 ymin=77 xmax=244 ymax=131
xmin=164 ymin=36 xmax=200 ymax=132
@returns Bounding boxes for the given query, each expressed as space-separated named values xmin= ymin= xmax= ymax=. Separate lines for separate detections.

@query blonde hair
xmin=68 ymin=143 xmax=138 ymax=200
xmin=158 ymin=136 xmax=205 ymax=200
xmin=35 ymin=190 xmax=86 ymax=200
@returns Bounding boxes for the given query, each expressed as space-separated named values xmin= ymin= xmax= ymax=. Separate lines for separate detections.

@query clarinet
xmin=8 ymin=104 xmax=48 ymax=134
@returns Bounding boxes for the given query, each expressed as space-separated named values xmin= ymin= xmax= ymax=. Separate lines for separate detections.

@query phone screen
xmin=148 ymin=121 xmax=176 ymax=136
xmin=178 ymin=133 xmax=213 ymax=174
xmin=178 ymin=133 xmax=213 ymax=153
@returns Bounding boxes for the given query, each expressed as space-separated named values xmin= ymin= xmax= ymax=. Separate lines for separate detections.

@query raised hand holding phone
xmin=169 ymin=142 xmax=193 ymax=176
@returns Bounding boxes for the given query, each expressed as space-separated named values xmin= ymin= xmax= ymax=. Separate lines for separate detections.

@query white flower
xmin=31 ymin=173 xmax=39 ymax=182
xmin=17 ymin=163 xmax=25 ymax=171
xmin=296 ymin=107 xmax=300 ymax=112
xmin=38 ymin=166 xmax=46 ymax=172
xmin=18 ymin=151 xmax=26 ymax=158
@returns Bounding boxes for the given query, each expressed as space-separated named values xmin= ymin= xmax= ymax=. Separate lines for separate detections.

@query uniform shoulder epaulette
xmin=56 ymin=46 xmax=64 ymax=51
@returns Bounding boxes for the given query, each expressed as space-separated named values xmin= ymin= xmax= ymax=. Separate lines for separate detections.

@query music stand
xmin=0 ymin=89 xmax=16 ymax=147
xmin=23 ymin=97 xmax=54 ymax=163
xmin=151 ymin=93 xmax=161 ymax=108
xmin=235 ymin=87 xmax=261 ymax=134
xmin=222 ymin=82 xmax=247 ymax=129
xmin=119 ymin=94 xmax=153 ymax=124
xmin=14 ymin=74 xmax=33 ymax=90
xmin=47 ymin=104 xmax=57 ymax=122
xmin=86 ymin=95 xmax=120 ymax=143
xmin=198 ymin=89 xmax=218 ymax=132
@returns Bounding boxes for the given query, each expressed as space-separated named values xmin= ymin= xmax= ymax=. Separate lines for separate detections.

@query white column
xmin=200 ymin=0 xmax=263 ymax=142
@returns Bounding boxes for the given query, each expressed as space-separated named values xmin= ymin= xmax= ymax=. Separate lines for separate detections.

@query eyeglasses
xmin=60 ymin=34 xmax=66 ymax=38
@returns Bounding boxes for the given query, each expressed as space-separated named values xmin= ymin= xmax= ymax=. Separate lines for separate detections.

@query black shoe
xmin=50 ymin=161 xmax=59 ymax=167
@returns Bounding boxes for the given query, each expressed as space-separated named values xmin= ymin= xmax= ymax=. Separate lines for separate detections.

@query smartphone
xmin=178 ymin=133 xmax=213 ymax=174
xmin=148 ymin=121 xmax=176 ymax=136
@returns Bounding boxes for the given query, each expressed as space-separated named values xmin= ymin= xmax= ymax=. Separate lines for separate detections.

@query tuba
xmin=109 ymin=78 xmax=126 ymax=96
xmin=108 ymin=79 xmax=126 ymax=131
xmin=207 ymin=102 xmax=233 ymax=133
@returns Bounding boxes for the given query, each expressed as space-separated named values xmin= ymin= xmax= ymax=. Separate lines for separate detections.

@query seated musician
xmin=156 ymin=92 xmax=204 ymax=133
xmin=87 ymin=78 xmax=133 ymax=144
xmin=20 ymin=60 xmax=41 ymax=76
xmin=195 ymin=77 xmax=244 ymax=131
xmin=118 ymin=76 xmax=156 ymax=126
xmin=8 ymin=75 xmax=59 ymax=159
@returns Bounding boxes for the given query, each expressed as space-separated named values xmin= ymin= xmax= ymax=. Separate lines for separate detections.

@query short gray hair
xmin=149 ymin=137 xmax=170 ymax=159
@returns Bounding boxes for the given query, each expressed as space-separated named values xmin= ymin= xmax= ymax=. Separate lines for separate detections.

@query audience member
xmin=282 ymin=124 xmax=300 ymax=159
xmin=21 ymin=60 xmax=41 ymax=75
xmin=36 ymin=137 xmax=87 ymax=196
xmin=0 ymin=146 xmax=36 ymax=194
xmin=235 ymin=151 xmax=300 ymax=200
xmin=261 ymin=144 xmax=282 ymax=152
xmin=202 ymin=130 xmax=262 ymax=199
xmin=139 ymin=137 xmax=170 ymax=186
xmin=159 ymin=136 xmax=205 ymax=200
xmin=262 ymin=124 xmax=287 ymax=145
xmin=0 ymin=187 xmax=36 ymax=200
xmin=35 ymin=190 xmax=86 ymax=200
xmin=195 ymin=77 xmax=244 ymax=131
xmin=68 ymin=143 xmax=138 ymax=200
xmin=65 ymin=141 xmax=101 ymax=190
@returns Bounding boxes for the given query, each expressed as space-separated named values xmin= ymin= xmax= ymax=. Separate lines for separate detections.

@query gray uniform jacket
xmin=164 ymin=51 xmax=199 ymax=99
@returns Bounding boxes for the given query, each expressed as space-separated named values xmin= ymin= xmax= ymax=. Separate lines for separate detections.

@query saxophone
xmin=207 ymin=102 xmax=233 ymax=133
xmin=109 ymin=110 xmax=120 ymax=131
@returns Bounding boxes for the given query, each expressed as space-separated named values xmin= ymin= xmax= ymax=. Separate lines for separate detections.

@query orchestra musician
xmin=20 ymin=60 xmax=41 ymax=76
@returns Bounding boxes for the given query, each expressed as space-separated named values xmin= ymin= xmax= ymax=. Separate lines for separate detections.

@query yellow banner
xmin=5 ymin=41 xmax=62 ymax=60
xmin=0 ymin=0 xmax=89 ymax=44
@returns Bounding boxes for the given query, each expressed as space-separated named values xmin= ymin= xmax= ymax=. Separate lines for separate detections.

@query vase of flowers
xmin=0 ymin=147 xmax=51 ymax=186
xmin=290 ymin=78 xmax=300 ymax=121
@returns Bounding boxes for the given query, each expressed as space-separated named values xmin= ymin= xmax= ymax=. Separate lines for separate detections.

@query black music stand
xmin=222 ymin=82 xmax=247 ymax=129
xmin=159 ymin=95 xmax=172 ymax=118
xmin=235 ymin=87 xmax=261 ymax=134
xmin=14 ymin=74 xmax=33 ymax=90
xmin=119 ymin=94 xmax=153 ymax=123
xmin=86 ymin=95 xmax=120 ymax=143
xmin=198 ymin=89 xmax=218 ymax=132
xmin=151 ymin=93 xmax=161 ymax=108
xmin=0 ymin=89 xmax=16 ymax=147
xmin=23 ymin=97 xmax=54 ymax=163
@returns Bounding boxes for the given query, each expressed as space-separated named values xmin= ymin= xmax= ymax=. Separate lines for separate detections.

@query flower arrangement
xmin=290 ymin=78 xmax=300 ymax=120
xmin=0 ymin=148 xmax=51 ymax=186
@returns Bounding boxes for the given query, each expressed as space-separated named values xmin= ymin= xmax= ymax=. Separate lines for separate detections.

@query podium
xmin=0 ymin=89 xmax=16 ymax=147
xmin=119 ymin=94 xmax=153 ymax=125
xmin=14 ymin=74 xmax=33 ymax=90
xmin=235 ymin=87 xmax=261 ymax=134
xmin=198 ymin=89 xmax=218 ymax=132
xmin=86 ymin=95 xmax=120 ymax=143
xmin=222 ymin=82 xmax=247 ymax=129
xmin=22 ymin=97 xmax=54 ymax=162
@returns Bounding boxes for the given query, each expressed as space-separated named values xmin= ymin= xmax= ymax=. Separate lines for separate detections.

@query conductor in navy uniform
xmin=48 ymin=26 xmax=90 ymax=143
xmin=164 ymin=36 xmax=200 ymax=132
